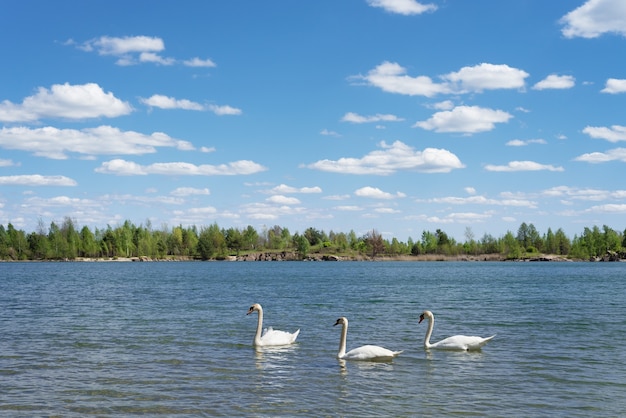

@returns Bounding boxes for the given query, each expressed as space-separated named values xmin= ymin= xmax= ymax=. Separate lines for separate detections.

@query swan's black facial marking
xmin=418 ymin=313 xmax=425 ymax=324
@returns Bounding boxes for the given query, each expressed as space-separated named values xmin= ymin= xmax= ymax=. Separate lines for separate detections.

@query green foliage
xmin=0 ymin=218 xmax=624 ymax=261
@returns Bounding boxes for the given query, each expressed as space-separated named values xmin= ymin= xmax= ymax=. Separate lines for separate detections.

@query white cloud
xmin=0 ymin=159 xmax=17 ymax=167
xmin=0 ymin=174 xmax=77 ymax=186
xmin=506 ymin=138 xmax=547 ymax=146
xmin=341 ymin=112 xmax=404 ymax=123
xmin=304 ymin=140 xmax=465 ymax=174
xmin=532 ymin=74 xmax=576 ymax=90
xmin=484 ymin=161 xmax=564 ymax=172
xmin=269 ymin=184 xmax=322 ymax=194
xmin=354 ymin=62 xmax=529 ymax=98
xmin=574 ymin=147 xmax=626 ymax=163
xmin=0 ymin=125 xmax=193 ymax=159
xmin=541 ymin=185 xmax=626 ymax=201
xmin=80 ymin=35 xmax=174 ymax=66
xmin=465 ymin=187 xmax=476 ymax=195
xmin=586 ymin=203 xmax=626 ymax=213
xmin=432 ymin=100 xmax=455 ymax=110
xmin=267 ymin=195 xmax=301 ymax=205
xmin=0 ymin=83 xmax=132 ymax=122
xmin=334 ymin=205 xmax=364 ymax=211
xmin=352 ymin=61 xmax=450 ymax=97
xmin=85 ymin=35 xmax=164 ymax=55
xmin=140 ymin=94 xmax=204 ymax=110
xmin=355 ymin=186 xmax=406 ymax=199
xmin=183 ymin=57 xmax=217 ymax=68
xmin=443 ymin=63 xmax=529 ymax=92
xmin=430 ymin=195 xmax=538 ymax=208
xmin=207 ymin=104 xmax=242 ymax=115
xmin=139 ymin=52 xmax=175 ymax=65
xmin=414 ymin=105 xmax=512 ymax=134
xmin=320 ymin=129 xmax=341 ymax=137
xmin=601 ymin=78 xmax=626 ymax=93
xmin=140 ymin=95 xmax=241 ymax=115
xmin=95 ymin=158 xmax=267 ymax=176
xmin=583 ymin=125 xmax=626 ymax=142
xmin=170 ymin=187 xmax=210 ymax=197
xmin=367 ymin=0 xmax=437 ymax=15
xmin=560 ymin=0 xmax=626 ymax=38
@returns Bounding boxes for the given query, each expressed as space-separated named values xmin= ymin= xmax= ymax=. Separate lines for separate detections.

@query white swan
xmin=333 ymin=317 xmax=403 ymax=361
xmin=419 ymin=310 xmax=495 ymax=351
xmin=246 ymin=303 xmax=300 ymax=347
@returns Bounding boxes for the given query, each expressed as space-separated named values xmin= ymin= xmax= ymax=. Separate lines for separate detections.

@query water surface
xmin=1 ymin=261 xmax=625 ymax=416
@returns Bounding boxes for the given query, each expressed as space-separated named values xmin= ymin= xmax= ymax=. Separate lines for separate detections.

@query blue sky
xmin=1 ymin=0 xmax=626 ymax=242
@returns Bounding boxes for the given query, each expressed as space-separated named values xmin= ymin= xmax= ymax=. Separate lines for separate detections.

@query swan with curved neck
xmin=246 ymin=303 xmax=300 ymax=347
xmin=333 ymin=317 xmax=402 ymax=361
xmin=419 ymin=310 xmax=495 ymax=351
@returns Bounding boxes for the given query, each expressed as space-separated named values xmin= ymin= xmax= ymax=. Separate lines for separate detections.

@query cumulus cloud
xmin=484 ymin=161 xmax=565 ymax=172
xmin=0 ymin=83 xmax=132 ymax=122
xmin=574 ymin=147 xmax=626 ymax=163
xmin=304 ymin=140 xmax=464 ymax=175
xmin=442 ymin=63 xmax=529 ymax=92
xmin=0 ymin=159 xmax=17 ymax=167
xmin=140 ymin=95 xmax=204 ymax=110
xmin=320 ymin=128 xmax=341 ymax=137
xmin=430 ymin=195 xmax=538 ymax=208
xmin=170 ymin=187 xmax=210 ymax=197
xmin=354 ymin=186 xmax=406 ymax=199
xmin=352 ymin=61 xmax=450 ymax=97
xmin=560 ymin=0 xmax=626 ymax=38
xmin=414 ymin=105 xmax=512 ymax=134
xmin=77 ymin=35 xmax=216 ymax=67
xmin=354 ymin=62 xmax=529 ymax=98
xmin=183 ymin=57 xmax=217 ymax=67
xmin=366 ymin=0 xmax=437 ymax=15
xmin=601 ymin=78 xmax=626 ymax=93
xmin=583 ymin=125 xmax=626 ymax=142
xmin=207 ymin=104 xmax=242 ymax=115
xmin=341 ymin=112 xmax=404 ymax=123
xmin=95 ymin=158 xmax=267 ymax=176
xmin=0 ymin=174 xmax=77 ymax=186
xmin=506 ymin=138 xmax=547 ymax=146
xmin=532 ymin=74 xmax=576 ymax=90
xmin=267 ymin=195 xmax=301 ymax=205
xmin=140 ymin=94 xmax=241 ymax=115
xmin=0 ymin=125 xmax=193 ymax=159
xmin=79 ymin=35 xmax=171 ymax=66
xmin=268 ymin=184 xmax=322 ymax=194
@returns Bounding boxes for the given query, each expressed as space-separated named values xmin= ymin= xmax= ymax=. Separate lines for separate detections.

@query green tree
xmin=79 ymin=226 xmax=98 ymax=258
xmin=502 ymin=231 xmax=522 ymax=259
xmin=197 ymin=223 xmax=225 ymax=260
xmin=292 ymin=233 xmax=310 ymax=259
xmin=364 ymin=229 xmax=384 ymax=258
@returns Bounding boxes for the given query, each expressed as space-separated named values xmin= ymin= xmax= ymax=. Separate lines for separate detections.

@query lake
xmin=1 ymin=261 xmax=625 ymax=416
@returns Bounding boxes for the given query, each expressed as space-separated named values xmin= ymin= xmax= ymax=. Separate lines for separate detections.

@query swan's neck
xmin=424 ymin=315 xmax=434 ymax=349
xmin=254 ymin=308 xmax=264 ymax=346
xmin=338 ymin=322 xmax=348 ymax=358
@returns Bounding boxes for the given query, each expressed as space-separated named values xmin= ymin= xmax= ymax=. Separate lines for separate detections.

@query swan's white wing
xmin=259 ymin=327 xmax=300 ymax=346
xmin=342 ymin=344 xmax=403 ymax=361
xmin=431 ymin=334 xmax=495 ymax=351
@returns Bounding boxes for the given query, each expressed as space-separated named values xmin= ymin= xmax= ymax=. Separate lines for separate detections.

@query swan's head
xmin=334 ymin=317 xmax=348 ymax=327
xmin=419 ymin=310 xmax=433 ymax=324
xmin=247 ymin=303 xmax=262 ymax=315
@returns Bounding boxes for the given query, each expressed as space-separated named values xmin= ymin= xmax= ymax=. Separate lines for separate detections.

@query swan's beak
xmin=333 ymin=319 xmax=341 ymax=326
xmin=246 ymin=308 xmax=253 ymax=315
xmin=418 ymin=314 xmax=425 ymax=324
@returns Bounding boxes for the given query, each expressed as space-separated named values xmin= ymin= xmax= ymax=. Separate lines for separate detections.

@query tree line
xmin=0 ymin=217 xmax=625 ymax=261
